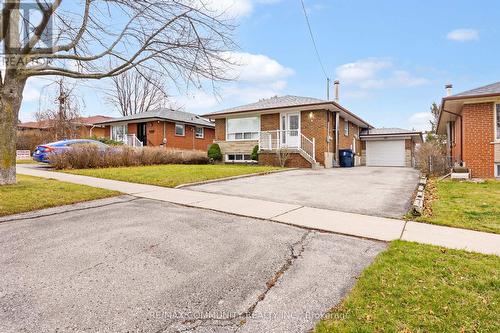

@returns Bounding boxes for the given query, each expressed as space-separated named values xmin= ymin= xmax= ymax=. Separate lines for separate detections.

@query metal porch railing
xmin=124 ymin=134 xmax=144 ymax=147
xmin=258 ymin=130 xmax=316 ymax=163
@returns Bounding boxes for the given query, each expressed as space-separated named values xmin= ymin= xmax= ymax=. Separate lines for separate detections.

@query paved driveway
xmin=0 ymin=197 xmax=385 ymax=333
xmin=189 ymin=167 xmax=419 ymax=218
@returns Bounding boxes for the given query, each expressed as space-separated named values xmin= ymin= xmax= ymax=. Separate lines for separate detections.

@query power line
xmin=299 ymin=0 xmax=329 ymax=80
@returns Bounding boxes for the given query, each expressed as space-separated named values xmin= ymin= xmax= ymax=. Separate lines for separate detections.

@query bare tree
xmin=0 ymin=0 xmax=235 ymax=185
xmin=425 ymin=102 xmax=446 ymax=146
xmin=35 ymin=78 xmax=84 ymax=140
xmin=106 ymin=69 xmax=168 ymax=116
xmin=276 ymin=147 xmax=291 ymax=168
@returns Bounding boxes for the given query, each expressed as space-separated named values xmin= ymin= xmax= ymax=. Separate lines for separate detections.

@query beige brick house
xmin=438 ymin=82 xmax=500 ymax=178
xmin=203 ymin=95 xmax=422 ymax=168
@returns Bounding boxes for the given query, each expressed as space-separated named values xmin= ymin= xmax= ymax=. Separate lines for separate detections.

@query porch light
xmin=309 ymin=112 xmax=314 ymax=120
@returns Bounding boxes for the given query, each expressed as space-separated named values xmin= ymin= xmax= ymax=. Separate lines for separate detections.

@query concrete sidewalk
xmin=17 ymin=165 xmax=500 ymax=255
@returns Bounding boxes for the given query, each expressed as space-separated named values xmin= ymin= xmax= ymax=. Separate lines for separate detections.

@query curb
xmin=175 ymin=168 xmax=299 ymax=189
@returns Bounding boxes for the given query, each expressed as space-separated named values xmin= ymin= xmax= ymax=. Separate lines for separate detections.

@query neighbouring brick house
xmin=203 ymin=95 xmax=422 ymax=168
xmin=18 ymin=115 xmax=113 ymax=139
xmin=438 ymin=82 xmax=500 ymax=178
xmin=95 ymin=109 xmax=215 ymax=151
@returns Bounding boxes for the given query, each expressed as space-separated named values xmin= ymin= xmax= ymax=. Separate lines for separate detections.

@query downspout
xmin=326 ymin=111 xmax=330 ymax=153
xmin=335 ymin=111 xmax=340 ymax=166
xmin=442 ymin=109 xmax=463 ymax=165
xmin=89 ymin=125 xmax=96 ymax=137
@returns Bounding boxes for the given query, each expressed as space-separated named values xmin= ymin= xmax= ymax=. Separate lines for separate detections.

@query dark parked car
xmin=33 ymin=139 xmax=108 ymax=163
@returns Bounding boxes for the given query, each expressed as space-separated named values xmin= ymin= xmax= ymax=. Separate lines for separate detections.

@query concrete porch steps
xmin=297 ymin=149 xmax=322 ymax=169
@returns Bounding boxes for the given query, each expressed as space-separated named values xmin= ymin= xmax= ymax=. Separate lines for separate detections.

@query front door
xmin=281 ymin=113 xmax=300 ymax=148
xmin=137 ymin=123 xmax=147 ymax=146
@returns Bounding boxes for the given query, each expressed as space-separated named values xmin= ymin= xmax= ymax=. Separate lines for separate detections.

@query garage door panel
xmin=366 ymin=140 xmax=405 ymax=167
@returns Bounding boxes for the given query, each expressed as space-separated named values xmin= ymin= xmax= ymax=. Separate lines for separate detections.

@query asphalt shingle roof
xmin=450 ymin=81 xmax=500 ymax=98
xmin=205 ymin=95 xmax=327 ymax=115
xmin=96 ymin=109 xmax=214 ymax=127
xmin=360 ymin=128 xmax=420 ymax=135
xmin=18 ymin=115 xmax=114 ymax=129
xmin=78 ymin=115 xmax=114 ymax=125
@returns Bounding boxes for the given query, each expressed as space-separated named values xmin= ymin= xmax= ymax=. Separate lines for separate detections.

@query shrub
xmin=88 ymin=136 xmax=124 ymax=146
xmin=207 ymin=143 xmax=222 ymax=161
xmin=276 ymin=147 xmax=291 ymax=168
xmin=49 ymin=145 xmax=209 ymax=169
xmin=415 ymin=141 xmax=449 ymax=176
xmin=251 ymin=145 xmax=259 ymax=161
xmin=16 ymin=131 xmax=52 ymax=152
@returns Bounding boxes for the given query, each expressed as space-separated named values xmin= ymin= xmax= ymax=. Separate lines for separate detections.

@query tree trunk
xmin=0 ymin=81 xmax=24 ymax=185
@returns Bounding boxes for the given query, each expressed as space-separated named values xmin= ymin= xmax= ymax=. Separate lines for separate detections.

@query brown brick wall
xmin=149 ymin=121 xmax=163 ymax=146
xmin=261 ymin=113 xmax=280 ymax=131
xmin=215 ymin=119 xmax=226 ymax=141
xmin=163 ymin=121 xmax=214 ymax=151
xmin=337 ymin=117 xmax=361 ymax=153
xmin=462 ymin=102 xmax=495 ymax=178
xmin=258 ymin=152 xmax=311 ymax=168
xmin=127 ymin=123 xmax=137 ymax=136
xmin=89 ymin=126 xmax=107 ymax=138
xmin=301 ymin=110 xmax=329 ymax=166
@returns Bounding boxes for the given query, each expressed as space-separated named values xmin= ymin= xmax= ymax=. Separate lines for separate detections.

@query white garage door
xmin=366 ymin=140 xmax=405 ymax=167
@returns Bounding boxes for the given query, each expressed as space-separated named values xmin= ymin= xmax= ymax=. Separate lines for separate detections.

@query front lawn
xmin=62 ymin=164 xmax=283 ymax=188
xmin=0 ymin=175 xmax=119 ymax=217
xmin=316 ymin=241 xmax=500 ymax=333
xmin=416 ymin=179 xmax=500 ymax=234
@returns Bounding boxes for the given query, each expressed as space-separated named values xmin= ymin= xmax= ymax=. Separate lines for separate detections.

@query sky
xmin=19 ymin=0 xmax=500 ymax=131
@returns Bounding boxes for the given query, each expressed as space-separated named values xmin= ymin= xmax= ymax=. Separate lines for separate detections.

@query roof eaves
xmin=95 ymin=115 xmax=214 ymax=128
xmin=443 ymin=92 xmax=500 ymax=101
xmin=203 ymin=100 xmax=373 ymax=128
xmin=360 ymin=131 xmax=422 ymax=137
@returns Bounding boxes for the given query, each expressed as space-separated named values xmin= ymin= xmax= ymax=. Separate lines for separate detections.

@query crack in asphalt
xmin=155 ymin=231 xmax=313 ymax=333
xmin=244 ymin=230 xmax=311 ymax=319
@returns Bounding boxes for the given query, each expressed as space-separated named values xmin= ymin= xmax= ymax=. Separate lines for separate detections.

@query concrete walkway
xmin=16 ymin=165 xmax=500 ymax=256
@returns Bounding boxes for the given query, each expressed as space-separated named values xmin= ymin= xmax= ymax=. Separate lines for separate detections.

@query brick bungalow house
xmin=94 ymin=109 xmax=215 ymax=151
xmin=438 ymin=82 xmax=500 ymax=178
xmin=18 ymin=115 xmax=114 ymax=138
xmin=203 ymin=95 xmax=422 ymax=168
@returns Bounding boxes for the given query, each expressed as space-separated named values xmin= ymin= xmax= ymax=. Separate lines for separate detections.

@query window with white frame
xmin=225 ymin=153 xmax=254 ymax=163
xmin=344 ymin=120 xmax=349 ymax=136
xmin=496 ymin=104 xmax=500 ymax=140
xmin=195 ymin=127 xmax=204 ymax=139
xmin=111 ymin=124 xmax=127 ymax=142
xmin=226 ymin=116 xmax=260 ymax=141
xmin=175 ymin=123 xmax=185 ymax=136
xmin=495 ymin=163 xmax=500 ymax=177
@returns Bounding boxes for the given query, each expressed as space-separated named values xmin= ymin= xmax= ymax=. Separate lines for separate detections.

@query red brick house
xmin=95 ymin=109 xmax=215 ymax=151
xmin=438 ymin=82 xmax=500 ymax=178
xmin=203 ymin=95 xmax=421 ymax=168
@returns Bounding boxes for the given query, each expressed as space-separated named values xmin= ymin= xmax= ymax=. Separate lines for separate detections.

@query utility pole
xmin=57 ymin=79 xmax=67 ymax=121
xmin=56 ymin=79 xmax=66 ymax=140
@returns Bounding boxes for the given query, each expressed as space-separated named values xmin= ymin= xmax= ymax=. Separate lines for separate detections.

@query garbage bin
xmin=339 ymin=149 xmax=354 ymax=168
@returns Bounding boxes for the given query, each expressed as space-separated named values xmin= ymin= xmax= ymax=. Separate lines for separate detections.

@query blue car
xmin=33 ymin=139 xmax=109 ymax=163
